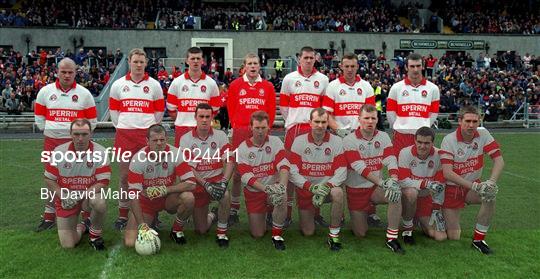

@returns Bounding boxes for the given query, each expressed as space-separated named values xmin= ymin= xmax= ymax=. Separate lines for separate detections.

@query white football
xmin=135 ymin=235 xmax=161 ymax=256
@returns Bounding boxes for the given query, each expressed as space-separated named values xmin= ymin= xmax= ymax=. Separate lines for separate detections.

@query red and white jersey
xmin=323 ymin=76 xmax=375 ymax=130
xmin=440 ymin=128 xmax=501 ymax=186
xmin=289 ymin=132 xmax=347 ymax=189
xmin=227 ymin=74 xmax=276 ymax=128
xmin=127 ymin=144 xmax=195 ymax=194
xmin=109 ymin=72 xmax=164 ymax=129
xmin=398 ymin=145 xmax=444 ymax=189
xmin=387 ymin=78 xmax=440 ymax=134
xmin=44 ymin=141 xmax=111 ymax=190
xmin=237 ymin=136 xmax=289 ymax=193
xmin=343 ymin=130 xmax=398 ymax=188
xmin=178 ymin=128 xmax=232 ymax=181
xmin=166 ymin=72 xmax=220 ymax=127
xmin=35 ymin=81 xmax=97 ymax=139
xmin=279 ymin=67 xmax=329 ymax=129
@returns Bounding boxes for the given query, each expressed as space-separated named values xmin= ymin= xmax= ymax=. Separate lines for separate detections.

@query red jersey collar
xmin=68 ymin=141 xmax=94 ymax=152
xmin=126 ymin=72 xmax=149 ymax=84
xmin=185 ymin=71 xmax=206 ymax=82
xmin=338 ymin=75 xmax=361 ymax=85
xmin=411 ymin=145 xmax=435 ymax=158
xmin=191 ymin=127 xmax=214 ymax=140
xmin=456 ymin=127 xmax=480 ymax=142
xmin=297 ymin=66 xmax=317 ymax=78
xmin=246 ymin=136 xmax=270 ymax=148
xmin=55 ymin=80 xmax=77 ymax=93
xmin=355 ymin=129 xmax=378 ymax=140
xmin=404 ymin=77 xmax=427 ymax=87
xmin=307 ymin=131 xmax=330 ymax=145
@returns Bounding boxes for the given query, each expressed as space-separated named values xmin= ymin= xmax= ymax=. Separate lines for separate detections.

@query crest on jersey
xmin=339 ymin=89 xmax=346 ymax=96
xmin=457 ymin=148 xmax=465 ymax=157
xmin=314 ymin=81 xmax=320 ymax=88
xmin=211 ymin=142 xmax=217 ymax=149
xmin=182 ymin=85 xmax=189 ymax=92
xmin=191 ymin=144 xmax=198 ymax=150
xmin=410 ymin=160 xmax=417 ymax=168
xmin=359 ymin=144 xmax=365 ymax=151
xmin=324 ymin=147 xmax=331 ymax=156
xmin=374 ymin=141 xmax=381 ymax=149
xmin=146 ymin=165 xmax=154 ymax=173
xmin=64 ymin=162 xmax=72 ymax=169
xmin=122 ymin=85 xmax=130 ymax=92
xmin=402 ymin=90 xmax=409 ymax=97
xmin=265 ymin=146 xmax=272 ymax=154
xmin=304 ymin=147 xmax=311 ymax=155
xmin=86 ymin=162 xmax=94 ymax=168
xmin=357 ymin=88 xmax=363 ymax=96
xmin=421 ymin=90 xmax=427 ymax=97
xmin=295 ymin=81 xmax=301 ymax=87
xmin=248 ymin=152 xmax=256 ymax=160
xmin=49 ymin=94 xmax=57 ymax=101
xmin=259 ymin=89 xmax=265 ymax=96
xmin=428 ymin=160 xmax=434 ymax=168
xmin=143 ymin=86 xmax=150 ymax=93
xmin=201 ymin=85 xmax=207 ymax=93
xmin=162 ymin=162 xmax=168 ymax=169
xmin=71 ymin=95 xmax=78 ymax=103
xmin=239 ymin=89 xmax=247 ymax=96
xmin=472 ymin=142 xmax=478 ymax=150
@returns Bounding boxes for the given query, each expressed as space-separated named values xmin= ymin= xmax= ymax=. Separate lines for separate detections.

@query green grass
xmin=1 ymin=133 xmax=539 ymax=278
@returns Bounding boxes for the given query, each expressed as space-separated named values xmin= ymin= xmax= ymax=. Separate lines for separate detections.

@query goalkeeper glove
xmin=146 ymin=185 xmax=168 ymax=199
xmin=204 ymin=181 xmax=226 ymax=201
xmin=309 ymin=183 xmax=331 ymax=197
xmin=138 ymin=223 xmax=158 ymax=242
xmin=472 ymin=180 xmax=498 ymax=202
xmin=380 ymin=178 xmax=401 ymax=203
xmin=312 ymin=194 xmax=325 ymax=208
xmin=265 ymin=183 xmax=285 ymax=206
xmin=426 ymin=181 xmax=445 ymax=205
xmin=428 ymin=209 xmax=446 ymax=232
xmin=60 ymin=190 xmax=82 ymax=209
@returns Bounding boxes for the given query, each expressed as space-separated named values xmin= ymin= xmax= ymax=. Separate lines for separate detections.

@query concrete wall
xmin=2 ymin=28 xmax=539 ymax=60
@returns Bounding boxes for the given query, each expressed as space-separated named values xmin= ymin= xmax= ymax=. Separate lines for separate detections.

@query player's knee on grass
xmin=179 ymin=192 xmax=195 ymax=209
xmin=89 ymin=196 xmax=107 ymax=214
xmin=433 ymin=231 xmax=448 ymax=241
xmin=330 ymin=187 xmax=344 ymax=203
xmin=401 ymin=188 xmax=418 ymax=203
xmin=446 ymin=229 xmax=461 ymax=240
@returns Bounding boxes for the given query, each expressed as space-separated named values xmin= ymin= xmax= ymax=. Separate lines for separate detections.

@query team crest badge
xmin=201 ymin=85 xmax=207 ymax=93
xmin=402 ymin=90 xmax=409 ymax=97
xmin=191 ymin=144 xmax=198 ymax=150
xmin=457 ymin=148 xmax=465 ymax=157
xmin=143 ymin=86 xmax=150 ymax=93
xmin=410 ymin=160 xmax=417 ymax=168
xmin=421 ymin=90 xmax=428 ymax=97
xmin=314 ymin=81 xmax=320 ymax=88
xmin=248 ymin=152 xmax=256 ymax=160
xmin=239 ymin=89 xmax=247 ymax=96
xmin=146 ymin=165 xmax=154 ymax=173
xmin=304 ymin=147 xmax=311 ymax=155
xmin=49 ymin=94 xmax=57 ymax=101
xmin=86 ymin=162 xmax=94 ymax=168
xmin=295 ymin=81 xmax=301 ymax=87
xmin=359 ymin=144 xmax=365 ymax=151
xmin=182 ymin=85 xmax=189 ymax=92
xmin=357 ymin=88 xmax=363 ymax=96
xmin=162 ymin=162 xmax=168 ymax=169
xmin=324 ymin=148 xmax=331 ymax=156
xmin=374 ymin=141 xmax=381 ymax=149
xmin=472 ymin=142 xmax=478 ymax=150
xmin=64 ymin=162 xmax=72 ymax=169
xmin=265 ymin=146 xmax=272 ymax=154
xmin=72 ymin=95 xmax=78 ymax=103
xmin=211 ymin=142 xmax=217 ymax=149
xmin=339 ymin=89 xmax=346 ymax=96
xmin=259 ymin=89 xmax=265 ymax=96
xmin=428 ymin=160 xmax=434 ymax=168
xmin=122 ymin=85 xmax=130 ymax=92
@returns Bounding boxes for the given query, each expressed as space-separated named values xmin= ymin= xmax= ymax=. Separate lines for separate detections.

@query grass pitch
xmin=0 ymin=132 xmax=539 ymax=278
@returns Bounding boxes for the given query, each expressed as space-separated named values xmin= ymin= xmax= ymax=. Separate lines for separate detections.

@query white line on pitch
xmin=504 ymin=171 xmax=540 ymax=183
xmin=100 ymin=242 xmax=121 ymax=279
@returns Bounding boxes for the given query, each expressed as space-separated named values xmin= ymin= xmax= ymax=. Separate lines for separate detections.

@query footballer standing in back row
xmin=109 ymin=48 xmax=165 ymax=230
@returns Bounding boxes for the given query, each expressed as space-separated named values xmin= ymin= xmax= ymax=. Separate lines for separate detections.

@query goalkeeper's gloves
xmin=472 ymin=180 xmax=498 ymax=202
xmin=309 ymin=183 xmax=331 ymax=197
xmin=137 ymin=223 xmax=158 ymax=242
xmin=428 ymin=209 xmax=446 ymax=232
xmin=145 ymin=185 xmax=168 ymax=200
xmin=426 ymin=181 xmax=445 ymax=205
xmin=312 ymin=194 xmax=326 ymax=208
xmin=265 ymin=183 xmax=286 ymax=206
xmin=204 ymin=181 xmax=226 ymax=201
xmin=380 ymin=178 xmax=401 ymax=203
xmin=60 ymin=190 xmax=82 ymax=209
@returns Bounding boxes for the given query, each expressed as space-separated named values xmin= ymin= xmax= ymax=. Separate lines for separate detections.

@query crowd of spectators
xmin=0 ymin=47 xmax=119 ymax=114
xmin=433 ymin=0 xmax=540 ymax=34
xmin=3 ymin=0 xmax=538 ymax=34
